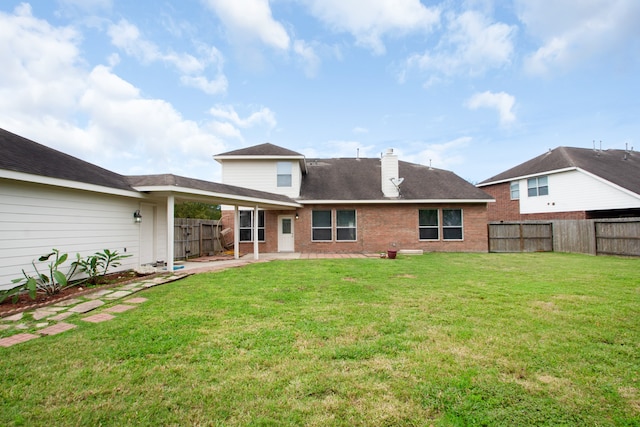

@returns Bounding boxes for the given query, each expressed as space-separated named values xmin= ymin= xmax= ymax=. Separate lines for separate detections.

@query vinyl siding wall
xmin=518 ymin=170 xmax=640 ymax=214
xmin=0 ymin=179 xmax=149 ymax=289
xmin=220 ymin=160 xmax=302 ymax=198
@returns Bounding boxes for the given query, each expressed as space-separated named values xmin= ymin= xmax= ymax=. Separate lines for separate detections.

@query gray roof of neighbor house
xmin=299 ymin=158 xmax=493 ymax=201
xmin=127 ymin=174 xmax=300 ymax=207
xmin=478 ymin=146 xmax=640 ymax=195
xmin=215 ymin=143 xmax=304 ymax=157
xmin=0 ymin=127 xmax=134 ymax=191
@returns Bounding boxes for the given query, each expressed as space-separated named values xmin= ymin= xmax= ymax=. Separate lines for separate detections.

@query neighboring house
xmin=214 ymin=143 xmax=494 ymax=254
xmin=477 ymin=146 xmax=640 ymax=221
xmin=0 ymin=128 xmax=299 ymax=288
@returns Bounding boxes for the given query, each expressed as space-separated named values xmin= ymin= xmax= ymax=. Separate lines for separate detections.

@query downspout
xmin=167 ymin=194 xmax=175 ymax=272
xmin=253 ymin=205 xmax=259 ymax=260
xmin=234 ymin=205 xmax=240 ymax=260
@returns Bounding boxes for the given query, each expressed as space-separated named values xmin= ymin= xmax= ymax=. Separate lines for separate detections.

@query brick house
xmin=477 ymin=146 xmax=640 ymax=221
xmin=214 ymin=143 xmax=494 ymax=254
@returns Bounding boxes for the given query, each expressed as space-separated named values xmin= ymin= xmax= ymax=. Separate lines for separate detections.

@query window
xmin=239 ymin=210 xmax=265 ymax=242
xmin=527 ymin=176 xmax=548 ymax=197
xmin=510 ymin=181 xmax=520 ymax=200
xmin=277 ymin=162 xmax=292 ymax=187
xmin=442 ymin=209 xmax=463 ymax=240
xmin=418 ymin=209 xmax=439 ymax=240
xmin=312 ymin=210 xmax=332 ymax=241
xmin=336 ymin=210 xmax=356 ymax=241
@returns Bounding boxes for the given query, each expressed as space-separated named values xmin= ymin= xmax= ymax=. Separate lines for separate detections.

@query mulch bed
xmin=0 ymin=270 xmax=160 ymax=318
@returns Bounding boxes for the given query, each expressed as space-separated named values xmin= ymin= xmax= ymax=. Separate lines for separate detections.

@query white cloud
xmin=0 ymin=6 xmax=244 ymax=180
xmin=293 ymin=39 xmax=321 ymax=78
xmin=517 ymin=0 xmax=640 ymax=75
xmin=107 ymin=19 xmax=228 ymax=95
xmin=405 ymin=10 xmax=515 ymax=81
xmin=209 ymin=105 xmax=277 ymax=129
xmin=303 ymin=0 xmax=440 ymax=54
xmin=465 ymin=91 xmax=516 ymax=126
xmin=204 ymin=0 xmax=290 ymax=50
xmin=352 ymin=126 xmax=369 ymax=134
xmin=409 ymin=137 xmax=471 ymax=170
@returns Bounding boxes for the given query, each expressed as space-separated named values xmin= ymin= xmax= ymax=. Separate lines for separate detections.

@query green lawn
xmin=1 ymin=253 xmax=638 ymax=426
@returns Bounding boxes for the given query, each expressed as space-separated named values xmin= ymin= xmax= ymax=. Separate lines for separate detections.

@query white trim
xmin=132 ymin=185 xmax=302 ymax=208
xmin=166 ymin=195 xmax=175 ymax=272
xmin=577 ymin=168 xmax=640 ymax=200
xmin=299 ymin=198 xmax=493 ymax=204
xmin=477 ymin=167 xmax=577 ymax=187
xmin=214 ymin=154 xmax=304 ymax=161
xmin=0 ymin=170 xmax=144 ymax=198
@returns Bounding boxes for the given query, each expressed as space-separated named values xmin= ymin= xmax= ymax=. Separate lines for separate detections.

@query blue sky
xmin=1 ymin=1 xmax=638 ymax=184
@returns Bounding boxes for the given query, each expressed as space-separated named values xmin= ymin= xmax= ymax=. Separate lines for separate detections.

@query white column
xmin=234 ymin=205 xmax=240 ymax=260
xmin=253 ymin=205 xmax=259 ymax=260
xmin=167 ymin=194 xmax=175 ymax=272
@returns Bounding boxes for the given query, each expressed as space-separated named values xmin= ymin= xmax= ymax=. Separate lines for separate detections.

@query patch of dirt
xmin=0 ymin=270 xmax=158 ymax=318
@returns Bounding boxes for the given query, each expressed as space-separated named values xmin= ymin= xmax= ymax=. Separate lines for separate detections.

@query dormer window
xmin=277 ymin=161 xmax=292 ymax=187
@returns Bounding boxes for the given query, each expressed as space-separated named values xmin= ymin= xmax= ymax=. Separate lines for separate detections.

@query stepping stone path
xmin=0 ymin=272 xmax=189 ymax=348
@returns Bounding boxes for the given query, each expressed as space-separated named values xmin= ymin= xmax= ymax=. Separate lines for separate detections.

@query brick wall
xmin=483 ymin=183 xmax=587 ymax=221
xmin=221 ymin=203 xmax=489 ymax=254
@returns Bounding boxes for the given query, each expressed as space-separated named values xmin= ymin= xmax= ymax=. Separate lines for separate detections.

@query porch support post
xmin=167 ymin=194 xmax=175 ymax=272
xmin=234 ymin=205 xmax=240 ymax=260
xmin=253 ymin=205 xmax=259 ymax=260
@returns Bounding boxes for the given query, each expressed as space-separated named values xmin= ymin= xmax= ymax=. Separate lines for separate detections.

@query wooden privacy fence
xmin=488 ymin=222 xmax=553 ymax=253
xmin=174 ymin=219 xmax=222 ymax=260
xmin=489 ymin=218 xmax=640 ymax=256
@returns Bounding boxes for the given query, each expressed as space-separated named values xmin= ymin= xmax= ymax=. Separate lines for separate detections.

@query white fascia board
xmin=133 ymin=185 xmax=302 ymax=209
xmin=477 ymin=167 xmax=577 ymax=187
xmin=213 ymin=154 xmax=305 ymax=163
xmin=298 ymin=198 xmax=494 ymax=205
xmin=576 ymin=168 xmax=640 ymax=200
xmin=0 ymin=169 xmax=144 ymax=198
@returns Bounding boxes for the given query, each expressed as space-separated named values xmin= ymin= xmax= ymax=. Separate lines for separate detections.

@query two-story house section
xmin=215 ymin=143 xmax=494 ymax=254
xmin=478 ymin=146 xmax=640 ymax=221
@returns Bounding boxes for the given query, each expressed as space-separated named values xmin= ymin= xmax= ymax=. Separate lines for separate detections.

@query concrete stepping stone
xmin=119 ymin=283 xmax=143 ymax=290
xmin=103 ymin=290 xmax=131 ymax=300
xmin=3 ymin=312 xmax=24 ymax=321
xmin=126 ymin=297 xmax=148 ymax=304
xmin=36 ymin=322 xmax=49 ymax=328
xmin=53 ymin=298 xmax=83 ymax=307
xmin=49 ymin=312 xmax=74 ymax=322
xmin=0 ymin=325 xmax=10 ymax=331
xmin=104 ymin=304 xmax=136 ymax=313
xmin=69 ymin=300 xmax=104 ymax=313
xmin=82 ymin=313 xmax=115 ymax=323
xmin=85 ymin=290 xmax=113 ymax=299
xmin=0 ymin=333 xmax=39 ymax=347
xmin=32 ymin=310 xmax=56 ymax=320
xmin=39 ymin=322 xmax=77 ymax=336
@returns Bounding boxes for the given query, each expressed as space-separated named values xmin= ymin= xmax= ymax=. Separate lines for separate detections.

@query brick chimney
xmin=381 ymin=148 xmax=400 ymax=198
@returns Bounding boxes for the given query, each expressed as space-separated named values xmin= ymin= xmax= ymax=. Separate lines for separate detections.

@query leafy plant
xmin=11 ymin=249 xmax=79 ymax=298
xmin=73 ymin=249 xmax=132 ymax=285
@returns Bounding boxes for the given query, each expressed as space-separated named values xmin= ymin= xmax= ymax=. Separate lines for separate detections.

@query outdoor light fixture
xmin=133 ymin=210 xmax=142 ymax=223
xmin=295 ymin=212 xmax=299 ymax=220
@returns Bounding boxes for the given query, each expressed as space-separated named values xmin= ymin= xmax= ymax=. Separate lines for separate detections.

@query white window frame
xmin=239 ymin=210 xmax=265 ymax=242
xmin=336 ymin=210 xmax=357 ymax=242
xmin=277 ymin=162 xmax=292 ymax=187
xmin=311 ymin=210 xmax=332 ymax=241
xmin=510 ymin=181 xmax=520 ymax=200
xmin=418 ymin=209 xmax=439 ymax=241
xmin=527 ymin=176 xmax=549 ymax=197
xmin=442 ymin=209 xmax=463 ymax=241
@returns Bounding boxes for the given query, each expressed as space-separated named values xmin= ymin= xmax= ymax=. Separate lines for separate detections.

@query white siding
xmin=221 ymin=160 xmax=302 ymax=198
xmin=519 ymin=170 xmax=640 ymax=214
xmin=0 ymin=179 xmax=151 ymax=288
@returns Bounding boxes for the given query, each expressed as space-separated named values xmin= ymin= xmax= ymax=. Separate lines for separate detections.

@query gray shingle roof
xmin=216 ymin=143 xmax=304 ymax=157
xmin=299 ymin=158 xmax=492 ymax=201
xmin=126 ymin=174 xmax=299 ymax=205
xmin=478 ymin=146 xmax=640 ymax=195
xmin=0 ymin=127 xmax=134 ymax=191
